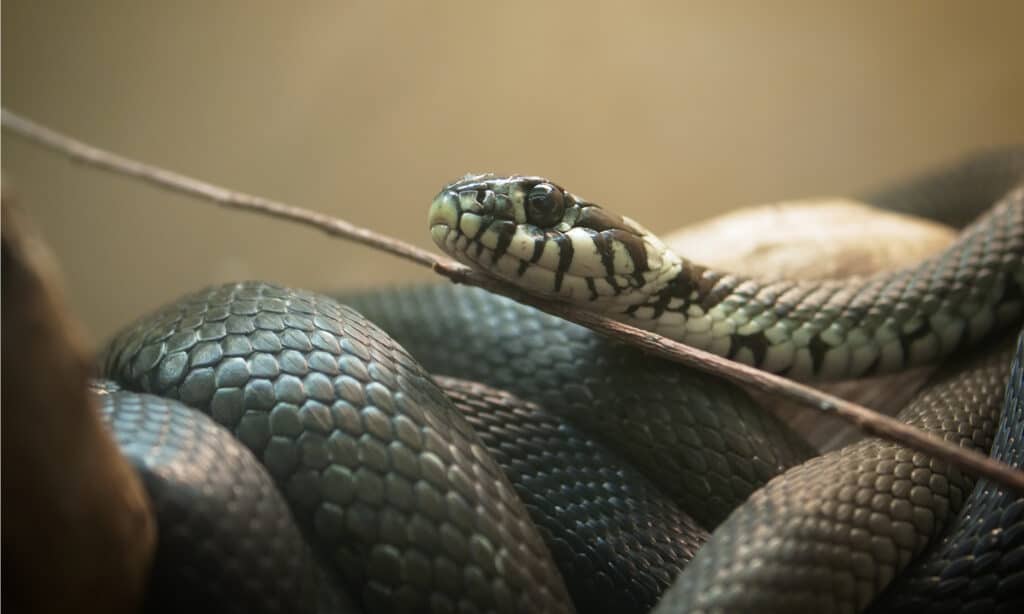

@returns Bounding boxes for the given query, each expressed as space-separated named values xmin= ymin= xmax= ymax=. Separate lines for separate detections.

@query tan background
xmin=3 ymin=1 xmax=1023 ymax=347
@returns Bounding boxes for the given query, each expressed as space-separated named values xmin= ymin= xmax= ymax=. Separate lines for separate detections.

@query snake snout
xmin=428 ymin=190 xmax=460 ymax=247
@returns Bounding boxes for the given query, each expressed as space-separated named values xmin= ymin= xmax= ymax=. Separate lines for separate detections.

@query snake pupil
xmin=526 ymin=183 xmax=565 ymax=227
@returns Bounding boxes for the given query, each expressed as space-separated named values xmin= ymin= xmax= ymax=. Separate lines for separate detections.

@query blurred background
xmin=3 ymin=1 xmax=1023 ymax=347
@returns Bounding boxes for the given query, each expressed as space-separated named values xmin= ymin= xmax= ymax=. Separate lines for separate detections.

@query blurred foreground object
xmin=1 ymin=192 xmax=156 ymax=613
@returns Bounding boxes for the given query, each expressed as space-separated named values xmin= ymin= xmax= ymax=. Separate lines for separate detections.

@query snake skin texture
xmin=428 ymin=177 xmax=1023 ymax=381
xmin=102 ymin=281 xmax=575 ymax=614
xmin=91 ymin=151 xmax=1024 ymax=613
xmin=651 ymin=332 xmax=1018 ymax=614
xmin=869 ymin=335 xmax=1024 ymax=613
xmin=92 ymin=385 xmax=353 ymax=614
xmin=339 ymin=284 xmax=815 ymax=529
xmin=862 ymin=146 xmax=1024 ymax=227
xmin=437 ymin=376 xmax=708 ymax=614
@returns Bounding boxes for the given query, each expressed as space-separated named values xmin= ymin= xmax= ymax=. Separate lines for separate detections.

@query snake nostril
xmin=476 ymin=190 xmax=496 ymax=212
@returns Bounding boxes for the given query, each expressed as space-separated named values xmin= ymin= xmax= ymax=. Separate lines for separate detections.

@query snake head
xmin=428 ymin=174 xmax=682 ymax=307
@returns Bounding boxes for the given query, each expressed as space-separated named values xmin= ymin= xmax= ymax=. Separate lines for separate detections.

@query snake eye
xmin=526 ymin=183 xmax=565 ymax=227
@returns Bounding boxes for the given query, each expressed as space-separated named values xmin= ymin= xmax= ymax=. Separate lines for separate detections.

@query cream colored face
xmin=428 ymin=174 xmax=681 ymax=307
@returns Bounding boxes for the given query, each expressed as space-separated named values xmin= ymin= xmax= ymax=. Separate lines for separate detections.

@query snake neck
xmin=620 ymin=191 xmax=1024 ymax=381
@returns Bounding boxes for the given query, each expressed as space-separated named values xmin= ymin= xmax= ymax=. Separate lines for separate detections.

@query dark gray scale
xmin=339 ymin=284 xmax=815 ymax=529
xmin=437 ymin=376 xmax=708 ymax=614
xmin=93 ymin=385 xmax=354 ymax=614
xmin=102 ymin=282 xmax=575 ymax=614
xmin=652 ymin=332 xmax=1017 ymax=614
xmin=869 ymin=332 xmax=1024 ymax=614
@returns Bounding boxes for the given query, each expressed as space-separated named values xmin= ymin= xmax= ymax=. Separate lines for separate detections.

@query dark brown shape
xmin=1 ymin=198 xmax=156 ymax=614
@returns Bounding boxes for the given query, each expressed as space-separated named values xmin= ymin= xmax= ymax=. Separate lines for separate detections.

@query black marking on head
xmin=475 ymin=189 xmax=493 ymax=207
xmin=728 ymin=331 xmax=769 ymax=366
xmin=606 ymin=229 xmax=650 ymax=284
xmin=529 ymin=238 xmax=546 ymax=264
xmin=489 ymin=220 xmax=516 ymax=264
xmin=553 ymin=233 xmax=574 ymax=292
xmin=472 ymin=216 xmax=494 ymax=259
xmin=578 ymin=205 xmax=628 ymax=232
xmin=590 ymin=229 xmax=617 ymax=280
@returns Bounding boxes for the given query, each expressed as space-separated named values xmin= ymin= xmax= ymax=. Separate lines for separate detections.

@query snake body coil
xmin=103 ymin=283 xmax=576 ymax=614
xmin=96 ymin=151 xmax=1024 ymax=613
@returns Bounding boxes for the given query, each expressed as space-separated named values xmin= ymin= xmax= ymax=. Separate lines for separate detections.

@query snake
xmin=95 ymin=149 xmax=1024 ymax=613
xmin=425 ymin=171 xmax=1023 ymax=380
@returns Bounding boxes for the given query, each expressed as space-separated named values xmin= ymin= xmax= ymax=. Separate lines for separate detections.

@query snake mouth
xmin=428 ymin=175 xmax=681 ymax=305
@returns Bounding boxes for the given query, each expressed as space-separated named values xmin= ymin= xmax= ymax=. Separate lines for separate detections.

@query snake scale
xmin=96 ymin=149 xmax=1024 ymax=613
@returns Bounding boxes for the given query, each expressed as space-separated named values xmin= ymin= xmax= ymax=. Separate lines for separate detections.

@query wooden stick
xmin=5 ymin=107 xmax=1022 ymax=495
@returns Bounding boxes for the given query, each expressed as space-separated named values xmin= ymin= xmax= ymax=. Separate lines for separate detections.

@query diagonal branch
xmin=4 ymin=107 xmax=1022 ymax=495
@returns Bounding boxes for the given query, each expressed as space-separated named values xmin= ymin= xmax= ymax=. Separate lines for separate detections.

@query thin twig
xmin=0 ymin=109 xmax=439 ymax=269
xmin=4 ymin=107 xmax=1023 ymax=495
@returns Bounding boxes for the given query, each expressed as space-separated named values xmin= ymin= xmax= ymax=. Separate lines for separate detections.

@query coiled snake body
xmin=99 ymin=150 xmax=1024 ymax=613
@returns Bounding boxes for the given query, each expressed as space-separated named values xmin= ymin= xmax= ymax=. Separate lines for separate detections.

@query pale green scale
xmin=632 ymin=306 xmax=656 ymax=320
xmin=535 ymin=240 xmax=563 ymax=271
xmin=708 ymin=333 xmax=733 ymax=358
xmin=762 ymin=341 xmax=797 ymax=372
xmin=681 ymin=328 xmax=714 ymax=350
xmin=685 ymin=314 xmax=712 ymax=334
xmin=519 ymin=265 xmax=555 ymax=295
xmin=565 ymin=227 xmax=606 ymax=277
xmin=821 ymin=345 xmax=852 ymax=376
xmin=460 ymin=212 xmax=483 ymax=237
xmin=457 ymin=190 xmax=479 ymax=212
xmin=908 ymin=332 xmax=941 ymax=365
xmin=609 ymin=241 xmax=636 ymax=274
xmin=967 ymin=305 xmax=996 ymax=340
xmin=507 ymin=185 xmax=527 ymax=222
xmin=878 ymin=339 xmax=906 ymax=373
xmin=790 ymin=348 xmax=815 ymax=375
xmin=819 ymin=325 xmax=846 ymax=347
xmin=559 ymin=274 xmax=590 ymax=300
xmin=654 ymin=310 xmax=687 ymax=333
xmin=590 ymin=278 xmax=615 ymax=297
xmin=850 ymin=344 xmax=879 ymax=375
xmin=763 ymin=323 xmax=791 ymax=346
